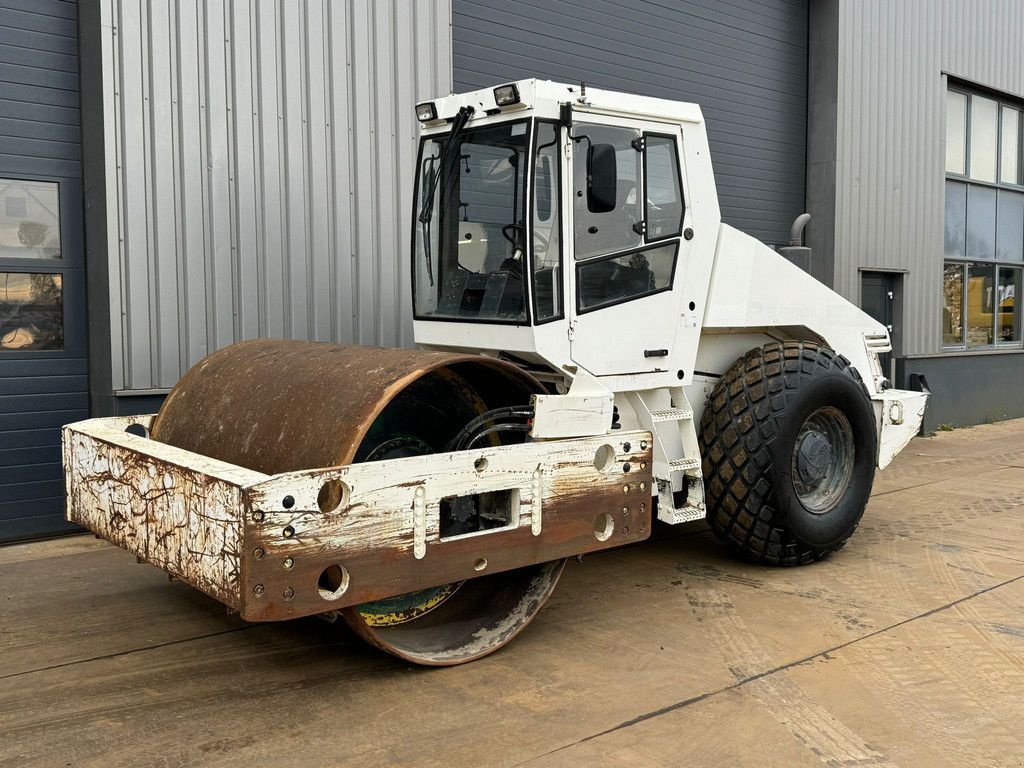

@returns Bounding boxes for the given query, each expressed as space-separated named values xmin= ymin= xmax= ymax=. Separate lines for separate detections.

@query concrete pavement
xmin=2 ymin=420 xmax=1024 ymax=767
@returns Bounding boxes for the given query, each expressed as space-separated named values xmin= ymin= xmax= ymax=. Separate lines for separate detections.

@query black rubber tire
xmin=698 ymin=341 xmax=877 ymax=567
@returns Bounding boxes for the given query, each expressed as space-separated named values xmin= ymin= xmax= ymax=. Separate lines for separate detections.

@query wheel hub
xmin=795 ymin=430 xmax=834 ymax=484
xmin=791 ymin=406 xmax=855 ymax=514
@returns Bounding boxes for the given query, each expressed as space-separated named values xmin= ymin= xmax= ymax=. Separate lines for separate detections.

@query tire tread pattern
xmin=698 ymin=341 xmax=868 ymax=567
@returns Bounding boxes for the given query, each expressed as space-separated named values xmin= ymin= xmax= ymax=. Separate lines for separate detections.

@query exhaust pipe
xmin=777 ymin=213 xmax=812 ymax=272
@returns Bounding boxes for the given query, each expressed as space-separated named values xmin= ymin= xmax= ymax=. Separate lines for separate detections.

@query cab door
xmin=568 ymin=118 xmax=687 ymax=376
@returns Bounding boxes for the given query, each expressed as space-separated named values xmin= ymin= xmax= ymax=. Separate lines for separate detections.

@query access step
xmin=658 ymin=505 xmax=707 ymax=525
xmin=650 ymin=407 xmax=694 ymax=422
xmin=668 ymin=456 xmax=701 ymax=471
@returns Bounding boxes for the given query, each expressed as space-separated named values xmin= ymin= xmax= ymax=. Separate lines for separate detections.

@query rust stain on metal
xmin=149 ymin=340 xmax=537 ymax=474
xmin=239 ymin=433 xmax=653 ymax=622
xmin=63 ymin=418 xmax=266 ymax=609
xmin=345 ymin=560 xmax=566 ymax=666
xmin=65 ymin=417 xmax=653 ymax=624
xmin=64 ymin=343 xmax=655 ymax=634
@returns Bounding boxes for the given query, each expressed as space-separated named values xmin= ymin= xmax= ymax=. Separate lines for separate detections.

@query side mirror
xmin=587 ymin=143 xmax=617 ymax=213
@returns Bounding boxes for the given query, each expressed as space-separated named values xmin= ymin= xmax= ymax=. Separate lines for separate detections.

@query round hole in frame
xmin=593 ymin=512 xmax=615 ymax=542
xmin=317 ymin=564 xmax=351 ymax=600
xmin=593 ymin=444 xmax=616 ymax=472
xmin=317 ymin=479 xmax=349 ymax=514
xmin=473 ymin=558 xmax=488 ymax=572
xmin=474 ymin=457 xmax=488 ymax=472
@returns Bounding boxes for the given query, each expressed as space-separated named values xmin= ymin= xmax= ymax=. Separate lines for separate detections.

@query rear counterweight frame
xmin=64 ymin=416 xmax=654 ymax=622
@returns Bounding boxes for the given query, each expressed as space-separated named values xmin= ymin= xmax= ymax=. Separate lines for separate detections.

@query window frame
xmin=569 ymin=123 xmax=687 ymax=316
xmin=529 ymin=118 xmax=565 ymax=326
xmin=1000 ymin=104 xmax=1021 ymax=186
xmin=409 ymin=118 xmax=534 ymax=326
xmin=946 ymin=85 xmax=1024 ymax=189
xmin=944 ymin=84 xmax=1024 ymax=351
xmin=570 ymin=121 xmax=644 ymax=262
xmin=0 ymin=176 xmax=63 ymax=263
xmin=0 ymin=264 xmax=66 ymax=353
xmin=0 ymin=176 xmax=68 ymax=356
xmin=641 ymin=131 xmax=685 ymax=243
xmin=575 ymin=240 xmax=679 ymax=314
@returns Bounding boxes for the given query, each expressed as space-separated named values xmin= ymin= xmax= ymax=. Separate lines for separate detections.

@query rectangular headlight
xmin=416 ymin=102 xmax=437 ymax=122
xmin=493 ymin=84 xmax=520 ymax=107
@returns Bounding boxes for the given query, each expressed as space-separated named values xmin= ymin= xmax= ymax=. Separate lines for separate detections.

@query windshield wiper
xmin=419 ymin=105 xmax=475 ymax=225
xmin=419 ymin=106 xmax=474 ymax=287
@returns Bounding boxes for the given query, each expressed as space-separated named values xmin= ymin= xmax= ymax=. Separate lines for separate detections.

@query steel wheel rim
xmin=340 ymin=364 xmax=564 ymax=665
xmin=791 ymin=406 xmax=855 ymax=514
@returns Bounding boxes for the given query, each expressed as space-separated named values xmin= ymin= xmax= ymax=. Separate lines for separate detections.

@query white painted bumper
xmin=874 ymin=389 xmax=929 ymax=470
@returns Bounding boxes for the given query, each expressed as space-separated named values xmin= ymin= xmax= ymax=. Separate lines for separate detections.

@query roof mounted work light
xmin=415 ymin=102 xmax=437 ymax=122
xmin=493 ymin=84 xmax=520 ymax=107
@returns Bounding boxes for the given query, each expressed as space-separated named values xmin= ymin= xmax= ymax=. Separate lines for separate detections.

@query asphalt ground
xmin=2 ymin=420 xmax=1023 ymax=767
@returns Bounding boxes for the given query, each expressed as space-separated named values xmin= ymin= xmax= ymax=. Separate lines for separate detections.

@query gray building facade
xmin=79 ymin=0 xmax=451 ymax=414
xmin=0 ymin=0 xmax=1021 ymax=540
xmin=809 ymin=0 xmax=1024 ymax=431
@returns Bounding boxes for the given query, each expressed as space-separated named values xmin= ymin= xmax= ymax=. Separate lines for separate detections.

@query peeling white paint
xmin=64 ymin=416 xmax=655 ymax=620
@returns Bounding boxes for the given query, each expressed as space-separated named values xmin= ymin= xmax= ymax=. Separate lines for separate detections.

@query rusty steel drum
xmin=151 ymin=339 xmax=564 ymax=665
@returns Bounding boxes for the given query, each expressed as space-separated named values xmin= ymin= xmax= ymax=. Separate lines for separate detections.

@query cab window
xmin=573 ymin=124 xmax=686 ymax=312
xmin=413 ymin=121 xmax=530 ymax=322
xmin=572 ymin=123 xmax=642 ymax=261
xmin=533 ymin=121 xmax=562 ymax=322
xmin=577 ymin=243 xmax=677 ymax=312
xmin=644 ymin=134 xmax=684 ymax=240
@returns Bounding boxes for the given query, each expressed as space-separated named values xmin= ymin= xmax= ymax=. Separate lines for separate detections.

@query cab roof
xmin=424 ymin=79 xmax=705 ymax=128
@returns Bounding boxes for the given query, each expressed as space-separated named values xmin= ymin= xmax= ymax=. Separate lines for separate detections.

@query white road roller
xmin=64 ymin=81 xmax=926 ymax=665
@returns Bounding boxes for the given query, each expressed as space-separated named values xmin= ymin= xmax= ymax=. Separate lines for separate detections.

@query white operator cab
xmin=411 ymin=79 xmax=926 ymax=527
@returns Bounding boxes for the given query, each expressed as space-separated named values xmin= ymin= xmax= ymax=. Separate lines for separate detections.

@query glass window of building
xmin=0 ymin=179 xmax=61 ymax=260
xmin=943 ymin=86 xmax=1024 ymax=349
xmin=0 ymin=272 xmax=63 ymax=350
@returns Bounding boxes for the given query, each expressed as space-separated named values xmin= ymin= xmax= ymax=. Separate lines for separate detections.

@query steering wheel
xmin=501 ymin=223 xmax=523 ymax=247
xmin=498 ymin=223 xmax=556 ymax=273
xmin=502 ymin=222 xmax=554 ymax=253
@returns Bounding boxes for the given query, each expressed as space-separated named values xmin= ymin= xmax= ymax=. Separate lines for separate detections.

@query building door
xmin=861 ymin=272 xmax=896 ymax=380
xmin=0 ymin=178 xmax=88 ymax=542
xmin=0 ymin=0 xmax=88 ymax=542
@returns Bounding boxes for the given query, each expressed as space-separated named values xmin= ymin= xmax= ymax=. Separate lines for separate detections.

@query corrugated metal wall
xmin=95 ymin=0 xmax=451 ymax=392
xmin=827 ymin=0 xmax=1024 ymax=356
xmin=452 ymin=0 xmax=808 ymax=247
